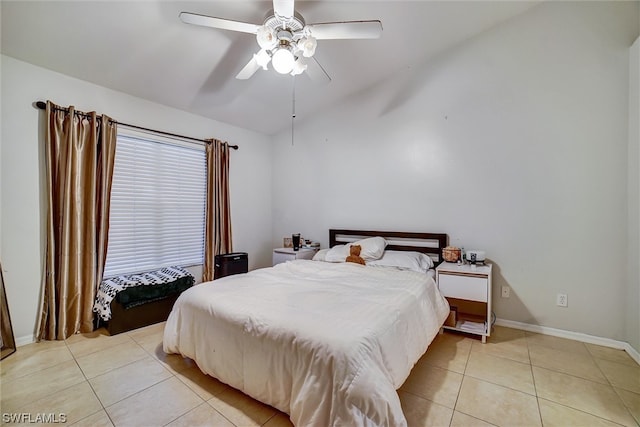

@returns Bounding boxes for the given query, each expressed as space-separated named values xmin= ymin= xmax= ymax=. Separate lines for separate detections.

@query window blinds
xmin=103 ymin=134 xmax=206 ymax=278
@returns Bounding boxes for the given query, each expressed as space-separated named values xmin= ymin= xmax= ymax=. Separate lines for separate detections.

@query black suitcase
xmin=214 ymin=252 xmax=248 ymax=279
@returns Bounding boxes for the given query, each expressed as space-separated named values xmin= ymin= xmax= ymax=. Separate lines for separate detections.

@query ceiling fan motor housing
xmin=264 ymin=11 xmax=306 ymax=34
xmin=261 ymin=11 xmax=310 ymax=74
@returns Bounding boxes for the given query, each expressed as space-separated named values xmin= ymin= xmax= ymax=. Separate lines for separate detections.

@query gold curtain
xmin=37 ymin=101 xmax=117 ymax=340
xmin=203 ymin=139 xmax=233 ymax=282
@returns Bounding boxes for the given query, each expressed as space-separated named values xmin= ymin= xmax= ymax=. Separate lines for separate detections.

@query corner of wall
xmin=627 ymin=36 xmax=640 ymax=354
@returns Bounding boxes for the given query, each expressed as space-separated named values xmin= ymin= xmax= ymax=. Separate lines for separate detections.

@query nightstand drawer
xmin=438 ymin=274 xmax=488 ymax=302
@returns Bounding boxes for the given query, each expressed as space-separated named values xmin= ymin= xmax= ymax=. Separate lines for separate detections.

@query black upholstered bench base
xmin=104 ymin=295 xmax=180 ymax=335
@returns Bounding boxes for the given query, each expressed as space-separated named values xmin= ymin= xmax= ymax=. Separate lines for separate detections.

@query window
xmin=103 ymin=134 xmax=206 ymax=278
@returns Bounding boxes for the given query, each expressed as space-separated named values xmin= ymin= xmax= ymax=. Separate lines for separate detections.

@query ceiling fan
xmin=179 ymin=0 xmax=383 ymax=82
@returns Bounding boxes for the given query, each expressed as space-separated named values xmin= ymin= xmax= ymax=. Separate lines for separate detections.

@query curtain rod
xmin=34 ymin=101 xmax=239 ymax=150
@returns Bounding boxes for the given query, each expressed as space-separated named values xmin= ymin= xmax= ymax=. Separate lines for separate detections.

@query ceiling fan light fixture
xmin=272 ymin=47 xmax=295 ymax=74
xmin=256 ymin=25 xmax=277 ymax=49
xmin=290 ymin=58 xmax=307 ymax=76
xmin=299 ymin=35 xmax=317 ymax=58
xmin=254 ymin=49 xmax=271 ymax=70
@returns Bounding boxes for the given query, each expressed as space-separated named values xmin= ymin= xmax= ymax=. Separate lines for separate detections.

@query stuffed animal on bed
xmin=345 ymin=245 xmax=366 ymax=265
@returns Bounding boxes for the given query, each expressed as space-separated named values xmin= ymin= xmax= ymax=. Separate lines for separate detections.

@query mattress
xmin=163 ymin=260 xmax=449 ymax=426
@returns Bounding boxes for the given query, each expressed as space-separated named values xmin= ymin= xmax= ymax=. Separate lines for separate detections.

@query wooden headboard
xmin=329 ymin=229 xmax=448 ymax=265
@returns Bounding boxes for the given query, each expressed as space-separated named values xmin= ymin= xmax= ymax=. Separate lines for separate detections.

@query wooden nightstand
xmin=272 ymin=247 xmax=317 ymax=266
xmin=436 ymin=262 xmax=493 ymax=343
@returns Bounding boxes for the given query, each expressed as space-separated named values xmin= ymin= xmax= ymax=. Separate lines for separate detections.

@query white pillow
xmin=367 ymin=250 xmax=434 ymax=273
xmin=324 ymin=237 xmax=388 ymax=262
xmin=324 ymin=244 xmax=350 ymax=262
xmin=312 ymin=248 xmax=330 ymax=261
xmin=353 ymin=237 xmax=387 ymax=261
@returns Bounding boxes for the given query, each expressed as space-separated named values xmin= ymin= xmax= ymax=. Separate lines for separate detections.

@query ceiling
xmin=1 ymin=1 xmax=538 ymax=135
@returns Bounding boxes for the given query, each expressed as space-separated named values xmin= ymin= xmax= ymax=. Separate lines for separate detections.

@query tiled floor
xmin=1 ymin=324 xmax=639 ymax=427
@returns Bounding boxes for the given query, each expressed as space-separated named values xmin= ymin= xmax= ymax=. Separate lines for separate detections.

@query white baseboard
xmin=495 ymin=318 xmax=640 ymax=365
xmin=15 ymin=334 xmax=36 ymax=347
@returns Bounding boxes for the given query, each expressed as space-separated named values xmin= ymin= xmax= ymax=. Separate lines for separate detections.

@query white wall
xmin=0 ymin=55 xmax=273 ymax=343
xmin=628 ymin=37 xmax=640 ymax=353
xmin=272 ymin=2 xmax=639 ymax=342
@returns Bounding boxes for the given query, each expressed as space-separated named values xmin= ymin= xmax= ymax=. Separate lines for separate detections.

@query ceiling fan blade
xmin=305 ymin=57 xmax=331 ymax=84
xmin=180 ymin=12 xmax=260 ymax=34
xmin=306 ymin=20 xmax=383 ymax=40
xmin=273 ymin=0 xmax=295 ymax=18
xmin=236 ymin=56 xmax=261 ymax=80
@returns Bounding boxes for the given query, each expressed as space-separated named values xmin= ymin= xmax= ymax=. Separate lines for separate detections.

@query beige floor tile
xmin=152 ymin=347 xmax=199 ymax=374
xmin=400 ymin=363 xmax=463 ymax=408
xmin=175 ymin=365 xmax=229 ymax=400
xmin=450 ymin=411 xmax=497 ymax=427
xmin=615 ymin=388 xmax=640 ymax=425
xmin=471 ymin=333 xmax=530 ymax=365
xmin=106 ymin=377 xmax=203 ymax=426
xmin=206 ymin=387 xmax=277 ymax=427
xmin=455 ymin=376 xmax=541 ymax=427
xmin=5 ymin=381 xmax=103 ymax=426
xmin=165 ymin=402 xmax=234 ymax=427
xmin=490 ymin=325 xmax=526 ymax=340
xmin=0 ymin=341 xmax=74 ymax=383
xmin=131 ymin=329 xmax=165 ymax=356
xmin=421 ymin=333 xmax=473 ymax=374
xmin=533 ymin=366 xmax=636 ymax=427
xmin=127 ymin=321 xmax=166 ymax=342
xmin=431 ymin=332 xmax=476 ymax=348
xmin=65 ymin=327 xmax=110 ymax=344
xmin=0 ymin=359 xmax=86 ymax=413
xmin=89 ymin=355 xmax=172 ymax=406
xmin=66 ymin=329 xmax=134 ymax=358
xmin=263 ymin=412 xmax=295 ymax=427
xmin=464 ymin=351 xmax=535 ymax=395
xmin=137 ymin=330 xmax=165 ymax=352
xmin=6 ymin=338 xmax=68 ymax=356
xmin=75 ymin=340 xmax=148 ymax=379
xmin=538 ymin=398 xmax=625 ymax=427
xmin=69 ymin=410 xmax=114 ymax=427
xmin=596 ymin=359 xmax=640 ymax=394
xmin=398 ymin=390 xmax=454 ymax=427
xmin=529 ymin=344 xmax=608 ymax=384
xmin=525 ymin=332 xmax=590 ymax=355
xmin=586 ymin=344 xmax=639 ymax=367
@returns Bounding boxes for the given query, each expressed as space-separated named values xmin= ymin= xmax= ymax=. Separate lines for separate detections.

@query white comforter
xmin=163 ymin=260 xmax=449 ymax=427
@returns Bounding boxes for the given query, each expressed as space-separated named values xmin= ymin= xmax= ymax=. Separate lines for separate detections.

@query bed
xmin=163 ymin=229 xmax=450 ymax=427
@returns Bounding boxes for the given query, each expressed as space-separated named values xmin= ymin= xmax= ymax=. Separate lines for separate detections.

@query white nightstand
xmin=436 ymin=262 xmax=493 ymax=343
xmin=272 ymin=247 xmax=318 ymax=266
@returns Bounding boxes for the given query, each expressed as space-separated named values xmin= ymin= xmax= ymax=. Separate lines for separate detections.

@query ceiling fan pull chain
xmin=291 ymin=75 xmax=296 ymax=146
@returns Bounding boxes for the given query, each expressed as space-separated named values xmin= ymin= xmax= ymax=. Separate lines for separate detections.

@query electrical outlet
xmin=501 ymin=286 xmax=510 ymax=298
xmin=556 ymin=293 xmax=568 ymax=307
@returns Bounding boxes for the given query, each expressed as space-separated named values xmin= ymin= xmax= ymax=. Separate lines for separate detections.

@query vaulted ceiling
xmin=1 ymin=1 xmax=538 ymax=135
